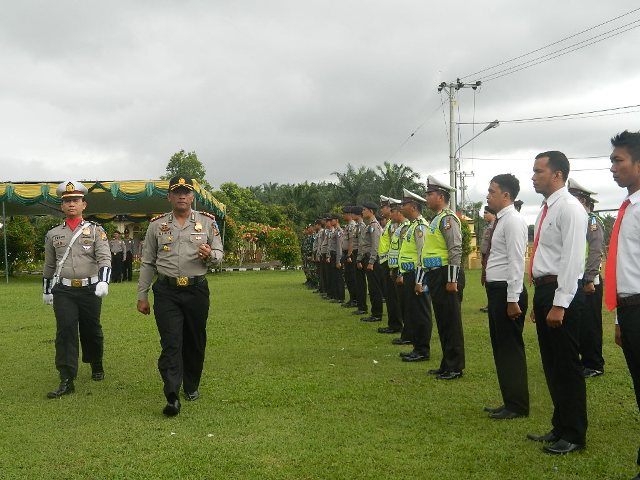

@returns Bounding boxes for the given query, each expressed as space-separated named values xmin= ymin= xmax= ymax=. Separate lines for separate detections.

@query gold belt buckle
xmin=71 ymin=279 xmax=83 ymax=287
xmin=176 ymin=276 xmax=189 ymax=287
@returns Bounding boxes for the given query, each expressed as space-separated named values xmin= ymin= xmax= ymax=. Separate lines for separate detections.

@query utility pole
xmin=437 ymin=79 xmax=482 ymax=213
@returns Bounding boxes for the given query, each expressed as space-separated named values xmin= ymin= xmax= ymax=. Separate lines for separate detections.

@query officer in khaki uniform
xmin=567 ymin=178 xmax=606 ymax=378
xmin=137 ymin=176 xmax=223 ymax=417
xmin=351 ymin=207 xmax=368 ymax=315
xmin=109 ymin=231 xmax=126 ymax=283
xmin=358 ymin=202 xmax=383 ymax=322
xmin=43 ymin=181 xmax=112 ymax=398
xmin=377 ymin=196 xmax=404 ymax=335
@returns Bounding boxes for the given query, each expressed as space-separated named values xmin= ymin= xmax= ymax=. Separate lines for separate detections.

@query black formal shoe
xmin=392 ymin=338 xmax=412 ymax=345
xmin=163 ymin=399 xmax=181 ymax=417
xmin=360 ymin=316 xmax=382 ymax=322
xmin=436 ymin=371 xmax=463 ymax=380
xmin=583 ymin=367 xmax=604 ymax=378
xmin=489 ymin=409 xmax=526 ymax=420
xmin=427 ymin=368 xmax=444 ymax=375
xmin=399 ymin=350 xmax=418 ymax=358
xmin=402 ymin=352 xmax=429 ymax=362
xmin=184 ymin=390 xmax=200 ymax=401
xmin=377 ymin=327 xmax=400 ymax=334
xmin=480 ymin=306 xmax=489 ymax=313
xmin=543 ymin=439 xmax=584 ymax=455
xmin=91 ymin=363 xmax=105 ymax=381
xmin=483 ymin=405 xmax=505 ymax=414
xmin=341 ymin=301 xmax=357 ymax=308
xmin=352 ymin=310 xmax=367 ymax=315
xmin=527 ymin=431 xmax=559 ymax=443
xmin=47 ymin=379 xmax=75 ymax=398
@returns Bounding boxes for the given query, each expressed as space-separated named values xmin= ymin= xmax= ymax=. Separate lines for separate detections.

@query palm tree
xmin=332 ymin=164 xmax=377 ymax=204
xmin=374 ymin=162 xmax=422 ymax=199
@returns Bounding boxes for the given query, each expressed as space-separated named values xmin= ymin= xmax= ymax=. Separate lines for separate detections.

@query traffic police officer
xmin=568 ymin=178 xmax=606 ymax=378
xmin=377 ymin=196 xmax=404 ymax=335
xmin=137 ymin=176 xmax=223 ymax=416
xmin=421 ymin=176 xmax=466 ymax=380
xmin=387 ymin=200 xmax=411 ymax=345
xmin=43 ymin=180 xmax=112 ymax=398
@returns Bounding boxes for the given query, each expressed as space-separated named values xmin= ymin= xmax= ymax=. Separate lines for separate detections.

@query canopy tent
xmin=0 ymin=179 xmax=226 ymax=282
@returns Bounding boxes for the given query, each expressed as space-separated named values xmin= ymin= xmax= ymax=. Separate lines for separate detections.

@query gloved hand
xmin=95 ymin=282 xmax=109 ymax=298
xmin=43 ymin=294 xmax=54 ymax=305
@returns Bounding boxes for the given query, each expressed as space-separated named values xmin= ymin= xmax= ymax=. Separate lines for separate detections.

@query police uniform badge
xmin=82 ymin=227 xmax=91 ymax=236
xmin=416 ymin=225 xmax=425 ymax=238
xmin=443 ymin=219 xmax=452 ymax=230
xmin=162 ymin=245 xmax=170 ymax=251
xmin=160 ymin=222 xmax=170 ymax=232
xmin=589 ymin=217 xmax=598 ymax=231
xmin=194 ymin=222 xmax=202 ymax=232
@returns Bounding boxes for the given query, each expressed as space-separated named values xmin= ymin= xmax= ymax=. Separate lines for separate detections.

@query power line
xmin=460 ymin=6 xmax=640 ymax=80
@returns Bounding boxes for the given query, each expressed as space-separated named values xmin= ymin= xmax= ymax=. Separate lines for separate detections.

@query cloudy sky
xmin=2 ymin=0 xmax=639 ymax=221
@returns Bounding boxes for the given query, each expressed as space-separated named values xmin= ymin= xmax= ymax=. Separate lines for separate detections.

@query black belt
xmin=533 ymin=275 xmax=558 ymax=287
xmin=618 ymin=294 xmax=640 ymax=308
xmin=157 ymin=274 xmax=205 ymax=287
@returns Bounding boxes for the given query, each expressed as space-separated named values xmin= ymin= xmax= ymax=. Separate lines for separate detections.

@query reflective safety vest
xmin=421 ymin=209 xmax=460 ymax=268
xmin=378 ymin=221 xmax=394 ymax=264
xmin=398 ymin=217 xmax=427 ymax=273
xmin=388 ymin=220 xmax=410 ymax=268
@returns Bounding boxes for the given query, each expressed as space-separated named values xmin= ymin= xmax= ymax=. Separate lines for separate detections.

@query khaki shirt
xmin=357 ymin=219 xmax=382 ymax=264
xmin=109 ymin=238 xmax=126 ymax=254
xmin=44 ymin=220 xmax=111 ymax=280
xmin=137 ymin=210 xmax=224 ymax=301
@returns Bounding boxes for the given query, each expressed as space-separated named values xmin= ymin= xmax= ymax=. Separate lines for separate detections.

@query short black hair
xmin=535 ymin=151 xmax=570 ymax=181
xmin=611 ymin=130 xmax=640 ymax=162
xmin=483 ymin=205 xmax=496 ymax=215
xmin=490 ymin=173 xmax=520 ymax=200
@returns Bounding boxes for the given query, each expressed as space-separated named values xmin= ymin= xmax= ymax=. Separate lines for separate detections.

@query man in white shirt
xmin=526 ymin=151 xmax=588 ymax=455
xmin=482 ymin=174 xmax=529 ymax=420
xmin=607 ymin=130 xmax=640 ymax=480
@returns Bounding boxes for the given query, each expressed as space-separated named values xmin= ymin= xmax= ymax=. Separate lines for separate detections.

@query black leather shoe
xmin=483 ymin=405 xmax=505 ymax=414
xmin=47 ymin=379 xmax=75 ymax=398
xmin=527 ymin=431 xmax=559 ymax=443
xmin=543 ymin=439 xmax=584 ymax=455
xmin=163 ymin=399 xmax=181 ymax=416
xmin=360 ymin=316 xmax=382 ymax=322
xmin=399 ymin=350 xmax=418 ymax=358
xmin=352 ymin=310 xmax=367 ymax=315
xmin=437 ymin=371 xmax=463 ymax=380
xmin=377 ymin=327 xmax=400 ymax=334
xmin=184 ymin=390 xmax=200 ymax=401
xmin=489 ymin=409 xmax=526 ymax=420
xmin=402 ymin=352 xmax=429 ymax=362
xmin=427 ymin=368 xmax=444 ymax=375
xmin=330 ymin=299 xmax=343 ymax=303
xmin=91 ymin=363 xmax=104 ymax=381
xmin=583 ymin=367 xmax=604 ymax=378
xmin=392 ymin=338 xmax=412 ymax=345
xmin=341 ymin=302 xmax=357 ymax=308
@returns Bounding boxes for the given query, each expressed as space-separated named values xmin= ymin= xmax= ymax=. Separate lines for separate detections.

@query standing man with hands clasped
xmin=137 ymin=176 xmax=223 ymax=417
xmin=482 ymin=174 xmax=529 ymax=420
xmin=527 ymin=151 xmax=588 ymax=455
xmin=43 ymin=181 xmax=112 ymax=398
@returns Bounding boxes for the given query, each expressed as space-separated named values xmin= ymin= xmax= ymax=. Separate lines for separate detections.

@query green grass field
xmin=0 ymin=270 xmax=637 ymax=479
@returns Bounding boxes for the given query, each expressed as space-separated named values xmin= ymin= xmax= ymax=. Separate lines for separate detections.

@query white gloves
xmin=43 ymin=294 xmax=54 ymax=305
xmin=95 ymin=282 xmax=109 ymax=298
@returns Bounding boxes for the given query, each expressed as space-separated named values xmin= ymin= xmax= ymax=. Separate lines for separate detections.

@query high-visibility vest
xmin=398 ymin=217 xmax=427 ymax=273
xmin=388 ymin=220 xmax=410 ymax=268
xmin=421 ymin=209 xmax=460 ymax=268
xmin=378 ymin=221 xmax=394 ymax=264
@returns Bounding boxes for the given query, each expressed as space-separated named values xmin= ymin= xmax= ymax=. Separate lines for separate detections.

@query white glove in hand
xmin=95 ymin=282 xmax=109 ymax=298
xmin=43 ymin=294 xmax=54 ymax=305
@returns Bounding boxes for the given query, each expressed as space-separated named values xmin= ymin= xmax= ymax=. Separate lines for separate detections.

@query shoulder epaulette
xmin=150 ymin=213 xmax=168 ymax=222
xmin=199 ymin=211 xmax=217 ymax=220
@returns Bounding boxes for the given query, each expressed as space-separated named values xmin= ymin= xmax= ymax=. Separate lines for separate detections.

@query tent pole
xmin=2 ymin=202 xmax=8 ymax=283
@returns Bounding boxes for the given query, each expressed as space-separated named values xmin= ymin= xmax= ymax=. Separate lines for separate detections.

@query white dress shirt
xmin=616 ymin=189 xmax=640 ymax=297
xmin=532 ymin=186 xmax=587 ymax=308
xmin=486 ymin=204 xmax=528 ymax=302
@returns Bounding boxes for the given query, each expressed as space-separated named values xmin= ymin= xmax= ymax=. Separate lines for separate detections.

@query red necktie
xmin=481 ymin=217 xmax=499 ymax=286
xmin=604 ymin=199 xmax=631 ymax=310
xmin=528 ymin=202 xmax=548 ymax=284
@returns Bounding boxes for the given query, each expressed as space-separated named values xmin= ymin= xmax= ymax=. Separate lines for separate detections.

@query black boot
xmin=47 ymin=378 xmax=75 ymax=399
xmin=91 ymin=362 xmax=105 ymax=381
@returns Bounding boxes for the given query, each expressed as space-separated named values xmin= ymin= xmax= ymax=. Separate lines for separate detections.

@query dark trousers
xmin=123 ymin=251 xmax=133 ymax=281
xmin=579 ymin=280 xmax=604 ymax=371
xmin=426 ymin=267 xmax=465 ymax=372
xmin=111 ymin=252 xmax=123 ymax=283
xmin=382 ymin=263 xmax=402 ymax=331
xmin=152 ymin=279 xmax=210 ymax=400
xmin=364 ymin=257 xmax=383 ymax=318
xmin=343 ymin=251 xmax=356 ymax=303
xmin=52 ymin=284 xmax=104 ymax=380
xmin=486 ymin=281 xmax=529 ymax=415
xmin=354 ymin=252 xmax=368 ymax=312
xmin=402 ymin=271 xmax=432 ymax=356
xmin=534 ymin=282 xmax=587 ymax=445
xmin=618 ymin=304 xmax=640 ymax=465
xmin=317 ymin=259 xmax=325 ymax=293
xmin=321 ymin=253 xmax=331 ymax=295
xmin=329 ymin=252 xmax=345 ymax=301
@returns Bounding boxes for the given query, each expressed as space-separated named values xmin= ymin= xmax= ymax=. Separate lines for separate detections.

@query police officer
xmin=122 ymin=230 xmax=135 ymax=281
xmin=398 ymin=189 xmax=432 ymax=361
xmin=351 ymin=207 xmax=368 ymax=316
xmin=328 ymin=213 xmax=345 ymax=303
xmin=319 ymin=215 xmax=331 ymax=298
xmin=358 ymin=202 xmax=383 ymax=322
xmin=109 ymin=231 xmax=126 ymax=283
xmin=377 ymin=196 xmax=404 ymax=335
xmin=387 ymin=200 xmax=412 ymax=345
xmin=421 ymin=176 xmax=466 ymax=380
xmin=568 ymin=178 xmax=605 ymax=378
xmin=137 ymin=176 xmax=223 ymax=416
xmin=43 ymin=181 xmax=112 ymax=398
xmin=341 ymin=207 xmax=358 ymax=307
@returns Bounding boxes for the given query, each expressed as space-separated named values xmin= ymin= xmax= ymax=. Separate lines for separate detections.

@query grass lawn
xmin=0 ymin=270 xmax=637 ymax=479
